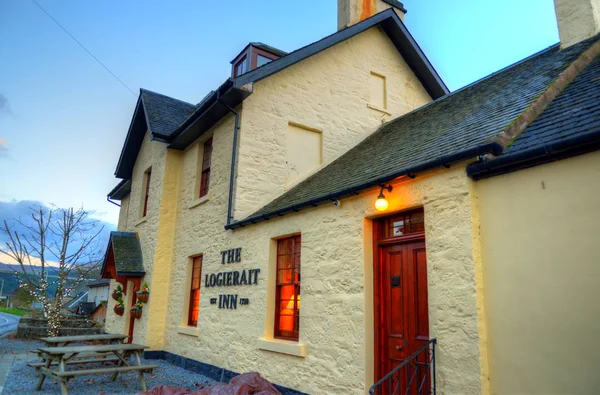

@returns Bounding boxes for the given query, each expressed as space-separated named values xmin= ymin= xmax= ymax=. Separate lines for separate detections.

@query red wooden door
xmin=378 ymin=240 xmax=429 ymax=393
xmin=127 ymin=292 xmax=136 ymax=344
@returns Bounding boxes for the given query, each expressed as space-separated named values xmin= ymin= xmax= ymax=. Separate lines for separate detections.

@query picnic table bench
xmin=38 ymin=333 xmax=128 ymax=347
xmin=34 ymin=343 xmax=158 ymax=395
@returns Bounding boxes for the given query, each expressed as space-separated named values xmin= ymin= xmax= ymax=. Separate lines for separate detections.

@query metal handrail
xmin=369 ymin=338 xmax=437 ymax=395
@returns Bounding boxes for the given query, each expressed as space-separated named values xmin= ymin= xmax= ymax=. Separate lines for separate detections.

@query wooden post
xmin=35 ymin=357 xmax=51 ymax=391
xmin=134 ymin=350 xmax=147 ymax=392
xmin=58 ymin=359 xmax=68 ymax=395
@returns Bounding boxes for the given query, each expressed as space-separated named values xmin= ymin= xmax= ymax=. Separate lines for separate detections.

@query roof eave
xmin=114 ymin=94 xmax=146 ymax=179
xmin=108 ymin=179 xmax=131 ymax=200
xmin=467 ymin=130 xmax=600 ymax=180
xmin=168 ymin=81 xmax=252 ymax=150
xmin=226 ymin=142 xmax=502 ymax=230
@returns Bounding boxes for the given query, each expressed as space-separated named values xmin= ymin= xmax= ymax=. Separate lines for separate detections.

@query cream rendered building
xmin=102 ymin=0 xmax=600 ymax=394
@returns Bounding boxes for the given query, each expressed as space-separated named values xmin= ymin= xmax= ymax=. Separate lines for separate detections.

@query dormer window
xmin=234 ymin=57 xmax=248 ymax=77
xmin=231 ymin=42 xmax=287 ymax=78
xmin=257 ymin=54 xmax=273 ymax=67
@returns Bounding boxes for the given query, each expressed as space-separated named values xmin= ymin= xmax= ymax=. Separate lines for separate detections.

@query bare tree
xmin=1 ymin=205 xmax=104 ymax=336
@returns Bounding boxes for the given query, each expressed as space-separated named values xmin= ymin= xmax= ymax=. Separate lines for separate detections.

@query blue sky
xmin=0 ymin=0 xmax=560 ymax=226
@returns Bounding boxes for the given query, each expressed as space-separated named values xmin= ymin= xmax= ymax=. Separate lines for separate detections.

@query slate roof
xmin=140 ymin=89 xmax=196 ymax=138
xmin=231 ymin=36 xmax=598 ymax=228
xmin=250 ymin=42 xmax=288 ymax=58
xmin=87 ymin=279 xmax=110 ymax=288
xmin=503 ymin=55 xmax=600 ymax=155
xmin=63 ymin=291 xmax=88 ymax=310
xmin=112 ymin=9 xmax=449 ymax=180
xmin=77 ymin=302 xmax=97 ymax=316
xmin=103 ymin=232 xmax=145 ymax=276
xmin=467 ymin=51 xmax=600 ymax=178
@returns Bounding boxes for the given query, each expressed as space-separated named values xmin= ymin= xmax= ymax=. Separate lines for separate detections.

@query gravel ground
xmin=0 ymin=337 xmax=43 ymax=355
xmin=0 ymin=338 xmax=214 ymax=394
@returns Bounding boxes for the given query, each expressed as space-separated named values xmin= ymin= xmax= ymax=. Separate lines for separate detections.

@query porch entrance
xmin=374 ymin=209 xmax=429 ymax=393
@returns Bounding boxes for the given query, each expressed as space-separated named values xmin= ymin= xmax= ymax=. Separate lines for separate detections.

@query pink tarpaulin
xmin=138 ymin=372 xmax=282 ymax=395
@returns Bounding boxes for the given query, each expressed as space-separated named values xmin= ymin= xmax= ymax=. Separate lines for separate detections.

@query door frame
xmin=372 ymin=213 xmax=426 ymax=382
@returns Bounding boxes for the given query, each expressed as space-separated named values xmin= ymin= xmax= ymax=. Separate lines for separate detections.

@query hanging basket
xmin=137 ymin=292 xmax=149 ymax=303
xmin=131 ymin=309 xmax=142 ymax=319
xmin=112 ymin=291 xmax=123 ymax=301
xmin=114 ymin=306 xmax=124 ymax=316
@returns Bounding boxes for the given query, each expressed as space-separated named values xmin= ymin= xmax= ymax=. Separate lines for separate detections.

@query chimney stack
xmin=337 ymin=0 xmax=407 ymax=31
xmin=554 ymin=0 xmax=600 ymax=47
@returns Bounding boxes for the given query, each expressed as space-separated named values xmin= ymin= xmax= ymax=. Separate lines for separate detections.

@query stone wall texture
xmin=235 ymin=26 xmax=431 ymax=219
xmin=105 ymin=131 xmax=168 ymax=342
xmin=162 ymin=162 xmax=484 ymax=394
xmin=105 ymin=27 xmax=487 ymax=395
xmin=554 ymin=0 xmax=600 ymax=47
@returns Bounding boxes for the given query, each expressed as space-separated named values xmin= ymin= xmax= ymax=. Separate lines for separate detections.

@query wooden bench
xmin=38 ymin=333 xmax=128 ymax=347
xmin=35 ymin=343 xmax=155 ymax=395
xmin=27 ymin=356 xmax=120 ymax=368
xmin=42 ymin=364 xmax=157 ymax=378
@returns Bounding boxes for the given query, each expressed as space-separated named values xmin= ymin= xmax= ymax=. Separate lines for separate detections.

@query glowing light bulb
xmin=374 ymin=185 xmax=392 ymax=212
xmin=375 ymin=196 xmax=389 ymax=212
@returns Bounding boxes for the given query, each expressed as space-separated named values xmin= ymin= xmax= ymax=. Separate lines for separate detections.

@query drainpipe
xmin=218 ymin=99 xmax=240 ymax=227
xmin=107 ymin=196 xmax=121 ymax=207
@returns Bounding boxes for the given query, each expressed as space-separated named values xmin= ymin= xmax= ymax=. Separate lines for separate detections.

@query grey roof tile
xmin=249 ymin=42 xmax=288 ymax=58
xmin=140 ymin=89 xmax=196 ymax=137
xmin=77 ymin=302 xmax=97 ymax=316
xmin=109 ymin=232 xmax=145 ymax=275
xmin=246 ymin=37 xmax=595 ymax=220
xmin=503 ymin=55 xmax=600 ymax=155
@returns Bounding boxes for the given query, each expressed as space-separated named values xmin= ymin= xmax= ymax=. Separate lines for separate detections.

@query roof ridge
xmin=140 ymin=88 xmax=195 ymax=107
xmin=491 ymin=37 xmax=600 ymax=148
xmin=239 ymin=9 xmax=392 ymax=75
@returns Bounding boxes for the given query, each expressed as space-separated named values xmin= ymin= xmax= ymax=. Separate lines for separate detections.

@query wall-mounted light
xmin=375 ymin=185 xmax=393 ymax=212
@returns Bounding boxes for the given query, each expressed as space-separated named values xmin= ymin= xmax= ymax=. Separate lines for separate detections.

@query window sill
xmin=134 ymin=217 xmax=147 ymax=227
xmin=188 ymin=195 xmax=210 ymax=210
xmin=177 ymin=326 xmax=199 ymax=337
xmin=256 ymin=338 xmax=306 ymax=358
xmin=367 ymin=103 xmax=392 ymax=116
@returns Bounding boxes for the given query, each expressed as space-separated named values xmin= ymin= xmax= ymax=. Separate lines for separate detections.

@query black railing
xmin=369 ymin=338 xmax=437 ymax=395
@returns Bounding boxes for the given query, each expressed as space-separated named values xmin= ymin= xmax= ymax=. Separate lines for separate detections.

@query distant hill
xmin=0 ymin=262 xmax=81 ymax=296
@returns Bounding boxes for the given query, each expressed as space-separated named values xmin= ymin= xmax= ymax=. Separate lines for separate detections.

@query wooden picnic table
xmin=38 ymin=333 xmax=128 ymax=347
xmin=34 ymin=343 xmax=158 ymax=395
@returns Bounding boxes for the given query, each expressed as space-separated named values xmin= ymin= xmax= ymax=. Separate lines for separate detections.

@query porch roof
xmin=101 ymin=232 xmax=145 ymax=278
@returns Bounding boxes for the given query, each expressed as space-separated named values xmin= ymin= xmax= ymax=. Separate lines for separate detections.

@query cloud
xmin=0 ymin=137 xmax=8 ymax=158
xmin=0 ymin=200 xmax=117 ymax=265
xmin=0 ymin=94 xmax=14 ymax=117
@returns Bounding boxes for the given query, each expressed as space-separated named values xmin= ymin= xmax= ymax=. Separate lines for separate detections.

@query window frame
xmin=199 ymin=137 xmax=213 ymax=198
xmin=274 ymin=235 xmax=301 ymax=341
xmin=142 ymin=168 xmax=152 ymax=218
xmin=187 ymin=255 xmax=203 ymax=327
xmin=234 ymin=56 xmax=248 ymax=77
xmin=384 ymin=208 xmax=425 ymax=239
xmin=369 ymin=71 xmax=388 ymax=110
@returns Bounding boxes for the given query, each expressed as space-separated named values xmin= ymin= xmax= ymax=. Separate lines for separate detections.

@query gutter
xmin=467 ymin=130 xmax=600 ymax=180
xmin=225 ymin=142 xmax=503 ymax=230
xmin=170 ymin=79 xmax=234 ymax=141
xmin=107 ymin=196 xmax=121 ymax=207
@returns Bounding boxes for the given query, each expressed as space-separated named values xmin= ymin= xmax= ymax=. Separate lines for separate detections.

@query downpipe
xmin=218 ymin=99 xmax=240 ymax=227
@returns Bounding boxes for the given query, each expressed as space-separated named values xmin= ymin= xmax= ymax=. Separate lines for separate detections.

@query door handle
xmin=396 ymin=345 xmax=403 ymax=351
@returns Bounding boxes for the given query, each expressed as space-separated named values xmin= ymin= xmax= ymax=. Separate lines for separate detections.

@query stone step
xmin=19 ymin=318 xmax=97 ymax=329
xmin=16 ymin=326 xmax=104 ymax=340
